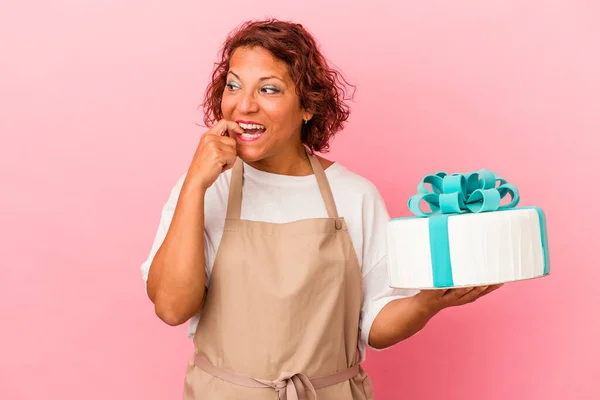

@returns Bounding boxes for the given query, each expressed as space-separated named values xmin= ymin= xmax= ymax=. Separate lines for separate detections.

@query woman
xmin=140 ymin=19 xmax=501 ymax=400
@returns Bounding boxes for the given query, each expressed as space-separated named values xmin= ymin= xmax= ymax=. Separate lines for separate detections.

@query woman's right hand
xmin=188 ymin=119 xmax=244 ymax=191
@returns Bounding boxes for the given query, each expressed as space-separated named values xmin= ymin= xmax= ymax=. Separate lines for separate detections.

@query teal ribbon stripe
xmin=396 ymin=169 xmax=549 ymax=287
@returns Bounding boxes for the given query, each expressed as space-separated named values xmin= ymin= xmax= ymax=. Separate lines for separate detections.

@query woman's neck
xmin=245 ymin=144 xmax=316 ymax=176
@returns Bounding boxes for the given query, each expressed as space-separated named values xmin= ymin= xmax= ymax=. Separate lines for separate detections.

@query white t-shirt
xmin=140 ymin=160 xmax=418 ymax=360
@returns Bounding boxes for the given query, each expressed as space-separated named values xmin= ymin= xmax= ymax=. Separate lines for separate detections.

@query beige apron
xmin=182 ymin=149 xmax=375 ymax=400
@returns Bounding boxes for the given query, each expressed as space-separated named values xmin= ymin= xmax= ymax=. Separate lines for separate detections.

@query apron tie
xmin=256 ymin=371 xmax=317 ymax=400
xmin=193 ymin=354 xmax=360 ymax=400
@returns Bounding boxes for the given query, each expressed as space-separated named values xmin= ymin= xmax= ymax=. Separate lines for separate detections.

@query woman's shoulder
xmin=315 ymin=154 xmax=336 ymax=170
xmin=322 ymin=158 xmax=383 ymax=200
xmin=164 ymin=169 xmax=233 ymax=211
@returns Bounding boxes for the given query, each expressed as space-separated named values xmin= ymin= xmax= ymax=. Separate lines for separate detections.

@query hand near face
xmin=188 ymin=119 xmax=244 ymax=191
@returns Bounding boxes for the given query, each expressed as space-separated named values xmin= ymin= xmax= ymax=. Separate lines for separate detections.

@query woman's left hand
xmin=368 ymin=283 xmax=504 ymax=349
xmin=415 ymin=284 xmax=503 ymax=315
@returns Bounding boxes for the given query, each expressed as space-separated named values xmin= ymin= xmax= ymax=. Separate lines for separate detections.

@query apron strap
xmin=306 ymin=150 xmax=339 ymax=219
xmin=226 ymin=157 xmax=244 ymax=220
xmin=225 ymin=148 xmax=340 ymax=220
xmin=194 ymin=354 xmax=360 ymax=400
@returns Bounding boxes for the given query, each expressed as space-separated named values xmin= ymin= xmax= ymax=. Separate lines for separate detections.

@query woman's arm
xmin=146 ymin=179 xmax=208 ymax=326
xmin=357 ymin=180 xmax=503 ymax=350
xmin=146 ymin=119 xmax=242 ymax=326
xmin=368 ymin=285 xmax=502 ymax=349
xmin=367 ymin=294 xmax=437 ymax=349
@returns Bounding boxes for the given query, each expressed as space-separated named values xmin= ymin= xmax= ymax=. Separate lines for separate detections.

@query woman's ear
xmin=302 ymin=111 xmax=314 ymax=124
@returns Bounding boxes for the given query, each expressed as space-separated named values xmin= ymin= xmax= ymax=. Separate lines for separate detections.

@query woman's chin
xmin=236 ymin=146 xmax=266 ymax=163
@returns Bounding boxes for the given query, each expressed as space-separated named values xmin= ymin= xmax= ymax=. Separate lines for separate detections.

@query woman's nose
xmin=236 ymin=90 xmax=259 ymax=114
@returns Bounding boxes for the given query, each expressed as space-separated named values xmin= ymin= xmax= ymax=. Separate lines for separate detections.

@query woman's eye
xmin=226 ymin=82 xmax=240 ymax=90
xmin=261 ymin=86 xmax=280 ymax=94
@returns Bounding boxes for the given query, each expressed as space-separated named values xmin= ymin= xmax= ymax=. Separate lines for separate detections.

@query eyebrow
xmin=228 ymin=71 xmax=285 ymax=83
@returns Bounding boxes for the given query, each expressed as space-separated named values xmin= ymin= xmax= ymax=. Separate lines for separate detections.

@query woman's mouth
xmin=237 ymin=122 xmax=266 ymax=142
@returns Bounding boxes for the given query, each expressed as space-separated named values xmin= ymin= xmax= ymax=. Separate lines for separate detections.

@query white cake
xmin=387 ymin=170 xmax=550 ymax=289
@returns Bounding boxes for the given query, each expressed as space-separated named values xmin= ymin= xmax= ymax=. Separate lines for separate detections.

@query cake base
xmin=387 ymin=207 xmax=550 ymax=290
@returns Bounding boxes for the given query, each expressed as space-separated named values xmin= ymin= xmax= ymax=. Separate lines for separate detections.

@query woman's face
xmin=221 ymin=46 xmax=311 ymax=163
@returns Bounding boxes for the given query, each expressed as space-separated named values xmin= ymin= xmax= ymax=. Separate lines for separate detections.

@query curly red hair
xmin=202 ymin=19 xmax=355 ymax=153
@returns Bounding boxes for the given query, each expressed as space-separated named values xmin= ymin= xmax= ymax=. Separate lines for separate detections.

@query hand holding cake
xmin=368 ymin=283 xmax=503 ymax=349
xmin=414 ymin=284 xmax=504 ymax=314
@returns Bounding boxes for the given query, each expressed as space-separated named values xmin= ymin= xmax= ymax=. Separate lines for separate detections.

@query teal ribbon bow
xmin=405 ymin=169 xmax=521 ymax=288
xmin=408 ymin=169 xmax=520 ymax=217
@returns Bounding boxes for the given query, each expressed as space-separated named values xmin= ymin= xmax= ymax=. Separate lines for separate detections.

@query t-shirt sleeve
xmin=140 ymin=173 xmax=209 ymax=292
xmin=358 ymin=183 xmax=419 ymax=350
xmin=360 ymin=256 xmax=419 ymax=350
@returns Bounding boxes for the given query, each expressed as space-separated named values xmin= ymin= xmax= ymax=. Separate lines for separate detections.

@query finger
xmin=463 ymin=286 xmax=491 ymax=303
xmin=221 ymin=156 xmax=237 ymax=172
xmin=443 ymin=287 xmax=472 ymax=300
xmin=215 ymin=146 xmax=237 ymax=171
xmin=202 ymin=132 xmax=237 ymax=152
xmin=209 ymin=119 xmax=244 ymax=137
xmin=217 ymin=134 xmax=237 ymax=149
xmin=478 ymin=284 xmax=503 ymax=297
xmin=217 ymin=144 xmax=237 ymax=165
xmin=458 ymin=286 xmax=486 ymax=297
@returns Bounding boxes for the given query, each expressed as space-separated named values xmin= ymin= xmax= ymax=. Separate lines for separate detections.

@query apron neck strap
xmin=226 ymin=158 xmax=244 ymax=220
xmin=307 ymin=149 xmax=339 ymax=219
xmin=226 ymin=148 xmax=339 ymax=220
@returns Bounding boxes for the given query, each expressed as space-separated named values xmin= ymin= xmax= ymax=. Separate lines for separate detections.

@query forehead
xmin=229 ymin=46 xmax=290 ymax=79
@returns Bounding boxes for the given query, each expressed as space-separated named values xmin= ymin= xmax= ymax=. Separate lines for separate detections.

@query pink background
xmin=1 ymin=1 xmax=598 ymax=399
